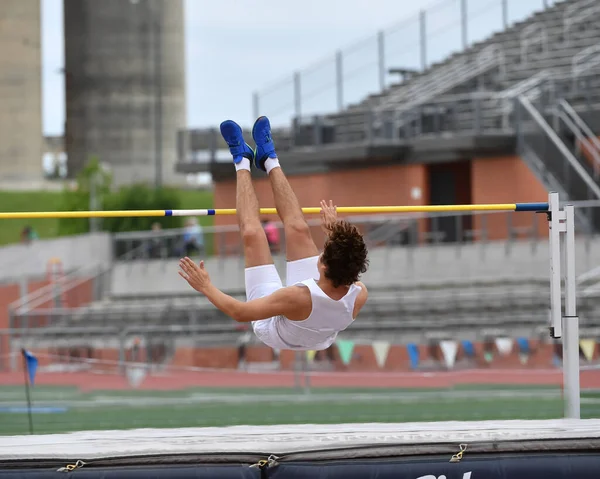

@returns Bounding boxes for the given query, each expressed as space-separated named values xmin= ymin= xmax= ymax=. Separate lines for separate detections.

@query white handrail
xmin=520 ymin=22 xmax=549 ymax=63
xmin=499 ymin=70 xmax=552 ymax=100
xmin=375 ymin=45 xmax=503 ymax=113
xmin=572 ymin=42 xmax=600 ymax=77
xmin=519 ymin=95 xmax=600 ymax=199
xmin=558 ymin=98 xmax=600 ymax=152
xmin=556 ymin=111 xmax=600 ymax=178
xmin=564 ymin=0 xmax=600 ymax=42
xmin=556 ymin=100 xmax=600 ymax=178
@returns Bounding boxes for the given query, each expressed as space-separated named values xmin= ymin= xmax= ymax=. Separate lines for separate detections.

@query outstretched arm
xmin=202 ymin=285 xmax=306 ymax=322
xmin=178 ymin=257 xmax=306 ymax=322
xmin=320 ymin=199 xmax=338 ymax=236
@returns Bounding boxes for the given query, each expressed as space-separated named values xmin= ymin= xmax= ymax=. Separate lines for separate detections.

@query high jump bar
xmin=0 ymin=202 xmax=549 ymax=219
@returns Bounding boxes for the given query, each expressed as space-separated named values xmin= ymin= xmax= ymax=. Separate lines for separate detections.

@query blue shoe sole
xmin=220 ymin=120 xmax=255 ymax=165
xmin=252 ymin=116 xmax=274 ymax=171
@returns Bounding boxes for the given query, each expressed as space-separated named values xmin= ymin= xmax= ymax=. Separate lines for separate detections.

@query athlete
xmin=178 ymin=116 xmax=369 ymax=351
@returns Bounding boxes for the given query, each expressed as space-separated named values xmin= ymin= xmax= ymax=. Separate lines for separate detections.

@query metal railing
xmin=555 ymin=98 xmax=600 ymax=179
xmin=516 ymin=95 xmax=600 ymax=232
xmin=177 ymin=65 xmax=600 ymax=167
xmin=251 ymin=0 xmax=561 ymax=126
xmin=374 ymin=44 xmax=505 ymax=114
xmin=174 ymin=1 xmax=600 ymax=169
xmin=517 ymin=95 xmax=600 ymax=191
xmin=107 ymin=203 xmax=600 ymax=265
xmin=109 ymin=209 xmax=541 ymax=261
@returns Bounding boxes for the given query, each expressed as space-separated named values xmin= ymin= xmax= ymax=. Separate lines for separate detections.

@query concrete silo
xmin=0 ymin=0 xmax=42 ymax=184
xmin=63 ymin=0 xmax=186 ymax=187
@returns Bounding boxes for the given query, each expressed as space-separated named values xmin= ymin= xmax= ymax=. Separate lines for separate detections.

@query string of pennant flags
xmin=305 ymin=336 xmax=600 ymax=369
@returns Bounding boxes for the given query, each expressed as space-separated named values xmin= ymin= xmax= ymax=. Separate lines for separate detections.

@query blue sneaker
xmin=252 ymin=116 xmax=277 ymax=172
xmin=219 ymin=120 xmax=255 ymax=165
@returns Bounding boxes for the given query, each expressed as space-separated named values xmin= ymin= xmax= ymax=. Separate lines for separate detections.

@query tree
xmin=57 ymin=157 xmax=111 ymax=236
xmin=58 ymin=157 xmax=184 ymax=235
xmin=102 ymin=184 xmax=183 ymax=233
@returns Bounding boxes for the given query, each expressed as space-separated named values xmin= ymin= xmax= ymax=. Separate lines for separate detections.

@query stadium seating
xmin=296 ymin=0 xmax=600 ymax=145
xmin=28 ymin=272 xmax=600 ymax=348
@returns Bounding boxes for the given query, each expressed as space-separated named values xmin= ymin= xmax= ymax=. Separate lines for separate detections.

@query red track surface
xmin=1 ymin=368 xmax=599 ymax=392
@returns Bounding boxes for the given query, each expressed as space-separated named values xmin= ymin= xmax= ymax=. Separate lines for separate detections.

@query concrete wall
xmin=0 ymin=232 xmax=112 ymax=283
xmin=0 ymin=0 xmax=42 ymax=181
xmin=109 ymin=238 xmax=600 ymax=297
xmin=63 ymin=0 xmax=187 ymax=187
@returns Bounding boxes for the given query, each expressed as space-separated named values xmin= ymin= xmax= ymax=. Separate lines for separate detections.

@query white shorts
xmin=245 ymin=256 xmax=319 ymax=350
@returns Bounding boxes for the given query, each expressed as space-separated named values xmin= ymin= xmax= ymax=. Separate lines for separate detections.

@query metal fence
xmin=253 ymin=0 xmax=559 ymax=126
xmin=178 ymin=66 xmax=600 ymax=166
xmin=109 ymin=204 xmax=600 ymax=262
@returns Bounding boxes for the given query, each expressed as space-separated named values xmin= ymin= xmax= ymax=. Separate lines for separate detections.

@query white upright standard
xmin=548 ymin=191 xmax=580 ymax=419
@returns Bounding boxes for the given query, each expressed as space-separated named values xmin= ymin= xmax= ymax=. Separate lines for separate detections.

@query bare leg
xmin=268 ymin=167 xmax=319 ymax=262
xmin=236 ymin=170 xmax=273 ymax=268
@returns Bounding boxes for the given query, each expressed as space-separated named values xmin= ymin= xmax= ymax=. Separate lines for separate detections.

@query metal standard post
xmin=252 ymin=92 xmax=259 ymax=120
xmin=8 ymin=311 xmax=14 ymax=371
xmin=153 ymin=2 xmax=163 ymax=189
xmin=420 ymin=11 xmax=427 ymax=70
xmin=293 ymin=351 xmax=301 ymax=390
xmin=548 ymin=192 xmax=562 ymax=338
xmin=502 ymin=0 xmax=508 ymax=29
xmin=294 ymin=72 xmax=301 ymax=119
xmin=461 ymin=0 xmax=468 ymax=50
xmin=563 ymin=204 xmax=580 ymax=418
xmin=336 ymin=51 xmax=344 ymax=111
xmin=377 ymin=31 xmax=385 ymax=91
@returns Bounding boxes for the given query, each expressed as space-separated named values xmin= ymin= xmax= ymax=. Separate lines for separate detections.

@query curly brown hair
xmin=321 ymin=220 xmax=369 ymax=288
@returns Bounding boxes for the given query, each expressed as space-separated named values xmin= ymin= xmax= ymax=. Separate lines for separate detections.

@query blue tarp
xmin=2 ymin=454 xmax=600 ymax=478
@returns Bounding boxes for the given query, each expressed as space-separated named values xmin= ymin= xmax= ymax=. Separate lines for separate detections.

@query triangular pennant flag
xmin=461 ymin=340 xmax=475 ymax=358
xmin=21 ymin=349 xmax=38 ymax=386
xmin=407 ymin=343 xmax=419 ymax=369
xmin=439 ymin=340 xmax=458 ymax=369
xmin=516 ymin=337 xmax=530 ymax=355
xmin=495 ymin=337 xmax=513 ymax=355
xmin=125 ymin=366 xmax=147 ymax=388
xmin=484 ymin=351 xmax=493 ymax=363
xmin=552 ymin=354 xmax=562 ymax=368
xmin=519 ymin=352 xmax=528 ymax=365
xmin=372 ymin=341 xmax=390 ymax=368
xmin=306 ymin=350 xmax=317 ymax=362
xmin=579 ymin=339 xmax=596 ymax=362
xmin=337 ymin=340 xmax=355 ymax=365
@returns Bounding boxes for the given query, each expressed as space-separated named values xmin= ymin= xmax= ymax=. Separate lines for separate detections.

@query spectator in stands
xmin=178 ymin=117 xmax=369 ymax=353
xmin=148 ymin=222 xmax=165 ymax=258
xmin=182 ymin=217 xmax=204 ymax=257
xmin=262 ymin=218 xmax=280 ymax=253
xmin=20 ymin=225 xmax=39 ymax=244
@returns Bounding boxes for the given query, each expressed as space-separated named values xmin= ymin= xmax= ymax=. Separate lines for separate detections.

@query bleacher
xmin=7 ymin=229 xmax=600 ymax=356
xmin=291 ymin=0 xmax=600 ymax=145
xmin=22 ymin=273 xmax=600 ymax=349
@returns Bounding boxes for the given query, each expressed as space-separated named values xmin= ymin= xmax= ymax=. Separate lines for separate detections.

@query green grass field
xmin=2 ymin=385 xmax=599 ymax=436
xmin=0 ymin=189 xmax=214 ymax=247
xmin=0 ymin=191 xmax=67 ymax=246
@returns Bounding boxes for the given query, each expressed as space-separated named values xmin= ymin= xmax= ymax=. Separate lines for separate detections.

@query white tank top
xmin=272 ymin=279 xmax=362 ymax=350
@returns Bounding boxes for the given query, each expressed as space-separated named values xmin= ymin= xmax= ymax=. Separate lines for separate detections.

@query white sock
xmin=265 ymin=157 xmax=281 ymax=174
xmin=235 ymin=158 xmax=251 ymax=172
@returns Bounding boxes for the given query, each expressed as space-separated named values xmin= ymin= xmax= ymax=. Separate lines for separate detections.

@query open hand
xmin=320 ymin=199 xmax=338 ymax=234
xmin=178 ymin=257 xmax=211 ymax=293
